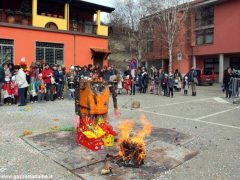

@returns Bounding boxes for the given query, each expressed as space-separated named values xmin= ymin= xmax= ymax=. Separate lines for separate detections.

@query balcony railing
xmin=69 ymin=20 xmax=97 ymax=34
xmin=0 ymin=9 xmax=101 ymax=36
xmin=0 ymin=9 xmax=32 ymax=26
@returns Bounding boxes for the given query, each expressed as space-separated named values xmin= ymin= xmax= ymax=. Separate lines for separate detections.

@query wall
xmin=0 ymin=26 xmax=109 ymax=70
xmin=32 ymin=0 xmax=68 ymax=30
xmin=193 ymin=0 xmax=240 ymax=55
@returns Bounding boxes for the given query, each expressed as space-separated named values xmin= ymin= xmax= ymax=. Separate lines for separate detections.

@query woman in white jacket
xmin=14 ymin=65 xmax=28 ymax=106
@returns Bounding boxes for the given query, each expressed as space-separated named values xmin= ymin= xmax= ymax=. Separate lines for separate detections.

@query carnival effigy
xmin=75 ymin=78 xmax=117 ymax=151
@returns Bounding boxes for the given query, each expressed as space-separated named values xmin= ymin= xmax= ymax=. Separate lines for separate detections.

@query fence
xmin=230 ymin=77 xmax=240 ymax=104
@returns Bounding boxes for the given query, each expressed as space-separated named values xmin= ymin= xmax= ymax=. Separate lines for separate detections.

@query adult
xmin=14 ymin=65 xmax=28 ymax=106
xmin=0 ymin=65 xmax=5 ymax=106
xmin=188 ymin=67 xmax=198 ymax=96
xmin=42 ymin=63 xmax=54 ymax=101
xmin=223 ymin=67 xmax=233 ymax=98
xmin=80 ymin=66 xmax=90 ymax=77
xmin=103 ymin=66 xmax=112 ymax=82
xmin=155 ymin=68 xmax=164 ymax=95
xmin=3 ymin=63 xmax=11 ymax=81
xmin=56 ymin=65 xmax=64 ymax=99
xmin=174 ymin=69 xmax=182 ymax=92
xmin=141 ymin=69 xmax=149 ymax=94
xmin=124 ymin=65 xmax=131 ymax=77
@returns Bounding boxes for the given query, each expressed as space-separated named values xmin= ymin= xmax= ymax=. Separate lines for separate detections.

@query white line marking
xmin=213 ymin=97 xmax=230 ymax=104
xmin=120 ymin=107 xmax=240 ymax=130
xmin=143 ymin=97 xmax=220 ymax=109
xmin=196 ymin=107 xmax=239 ymax=120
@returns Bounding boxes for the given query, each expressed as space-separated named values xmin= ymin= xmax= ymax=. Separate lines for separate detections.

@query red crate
xmin=76 ymin=130 xmax=104 ymax=151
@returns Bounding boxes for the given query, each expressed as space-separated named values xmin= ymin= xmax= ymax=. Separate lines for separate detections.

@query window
xmin=146 ymin=40 xmax=153 ymax=53
xmin=204 ymin=58 xmax=219 ymax=74
xmin=195 ymin=6 xmax=214 ymax=27
xmin=196 ymin=28 xmax=214 ymax=45
xmin=230 ymin=57 xmax=240 ymax=70
xmin=0 ymin=39 xmax=14 ymax=64
xmin=36 ymin=42 xmax=64 ymax=66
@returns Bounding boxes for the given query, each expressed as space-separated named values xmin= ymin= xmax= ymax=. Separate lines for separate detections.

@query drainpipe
xmin=74 ymin=33 xmax=76 ymax=66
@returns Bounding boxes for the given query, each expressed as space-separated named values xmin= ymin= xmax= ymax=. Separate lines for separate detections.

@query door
xmin=93 ymin=55 xmax=104 ymax=68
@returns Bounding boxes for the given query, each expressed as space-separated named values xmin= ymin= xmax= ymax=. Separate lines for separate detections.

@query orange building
xmin=143 ymin=0 xmax=240 ymax=82
xmin=0 ymin=0 xmax=114 ymax=70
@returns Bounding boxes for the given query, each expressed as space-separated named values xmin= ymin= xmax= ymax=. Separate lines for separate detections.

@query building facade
xmin=143 ymin=0 xmax=240 ymax=82
xmin=0 ymin=0 xmax=114 ymax=69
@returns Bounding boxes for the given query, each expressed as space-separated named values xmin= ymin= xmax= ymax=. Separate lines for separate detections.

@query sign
xmin=130 ymin=59 xmax=138 ymax=78
xmin=130 ymin=59 xmax=138 ymax=69
xmin=177 ymin=53 xmax=183 ymax=61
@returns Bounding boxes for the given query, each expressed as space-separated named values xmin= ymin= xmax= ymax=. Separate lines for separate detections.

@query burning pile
xmin=113 ymin=115 xmax=152 ymax=168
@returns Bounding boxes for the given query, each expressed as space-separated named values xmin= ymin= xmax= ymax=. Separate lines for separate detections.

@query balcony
xmin=0 ymin=9 xmax=32 ymax=26
xmin=69 ymin=20 xmax=97 ymax=34
xmin=0 ymin=0 xmax=113 ymax=36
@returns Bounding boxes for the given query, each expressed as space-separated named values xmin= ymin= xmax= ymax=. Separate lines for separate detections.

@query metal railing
xmin=230 ymin=77 xmax=240 ymax=104
xmin=69 ymin=20 xmax=97 ymax=34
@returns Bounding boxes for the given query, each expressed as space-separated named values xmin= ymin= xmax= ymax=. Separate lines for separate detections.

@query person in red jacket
xmin=42 ymin=63 xmax=54 ymax=101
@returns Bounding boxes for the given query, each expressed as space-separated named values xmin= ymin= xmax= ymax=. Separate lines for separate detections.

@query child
xmin=29 ymin=77 xmax=39 ymax=103
xmin=38 ymin=74 xmax=46 ymax=101
xmin=124 ymin=75 xmax=131 ymax=95
xmin=68 ymin=75 xmax=75 ymax=99
xmin=11 ymin=75 xmax=19 ymax=104
xmin=116 ymin=72 xmax=123 ymax=94
xmin=149 ymin=78 xmax=155 ymax=94
xmin=183 ymin=75 xmax=189 ymax=95
xmin=2 ymin=77 xmax=13 ymax=105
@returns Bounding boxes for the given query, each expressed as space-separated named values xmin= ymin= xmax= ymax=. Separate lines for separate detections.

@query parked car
xmin=196 ymin=68 xmax=215 ymax=86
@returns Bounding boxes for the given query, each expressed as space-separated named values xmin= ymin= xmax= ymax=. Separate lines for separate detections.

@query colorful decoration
xmin=76 ymin=80 xmax=117 ymax=151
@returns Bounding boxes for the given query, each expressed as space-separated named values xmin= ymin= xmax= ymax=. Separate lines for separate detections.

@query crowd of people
xmin=0 ymin=58 xmax=202 ymax=107
xmin=0 ymin=58 xmax=68 ymax=106
xmin=120 ymin=66 xmax=198 ymax=98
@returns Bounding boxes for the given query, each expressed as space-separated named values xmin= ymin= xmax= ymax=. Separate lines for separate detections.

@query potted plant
xmin=20 ymin=0 xmax=31 ymax=25
xmin=6 ymin=10 xmax=15 ymax=23
xmin=21 ymin=15 xmax=28 ymax=25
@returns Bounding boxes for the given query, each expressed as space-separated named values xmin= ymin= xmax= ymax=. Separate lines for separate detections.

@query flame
xmin=116 ymin=115 xmax=152 ymax=166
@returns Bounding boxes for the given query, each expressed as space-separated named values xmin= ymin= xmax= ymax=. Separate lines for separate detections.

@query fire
xmin=114 ymin=115 xmax=152 ymax=167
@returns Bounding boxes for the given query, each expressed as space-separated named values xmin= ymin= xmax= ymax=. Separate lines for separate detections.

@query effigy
xmin=75 ymin=79 xmax=117 ymax=151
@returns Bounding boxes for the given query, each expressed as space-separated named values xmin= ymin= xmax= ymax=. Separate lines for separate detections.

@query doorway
xmin=93 ymin=55 xmax=104 ymax=68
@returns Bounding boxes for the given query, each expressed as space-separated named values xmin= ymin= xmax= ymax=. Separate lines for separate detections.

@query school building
xmin=142 ymin=0 xmax=240 ymax=82
xmin=0 ymin=0 xmax=114 ymax=70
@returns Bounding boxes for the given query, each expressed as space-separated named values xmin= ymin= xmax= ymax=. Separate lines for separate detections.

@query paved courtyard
xmin=0 ymin=84 xmax=240 ymax=180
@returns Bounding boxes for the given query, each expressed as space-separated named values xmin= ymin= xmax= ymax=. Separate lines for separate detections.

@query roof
xmin=91 ymin=48 xmax=111 ymax=54
xmin=141 ymin=0 xmax=228 ymax=21
xmin=46 ymin=0 xmax=115 ymax=13
xmin=71 ymin=0 xmax=115 ymax=13
xmin=192 ymin=0 xmax=228 ymax=7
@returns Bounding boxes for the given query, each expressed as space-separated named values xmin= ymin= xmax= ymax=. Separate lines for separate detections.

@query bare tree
xmin=153 ymin=0 xmax=190 ymax=73
xmin=110 ymin=0 xmax=160 ymax=62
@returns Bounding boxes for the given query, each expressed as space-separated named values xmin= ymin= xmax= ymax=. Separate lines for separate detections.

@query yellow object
xmin=23 ymin=130 xmax=33 ymax=136
xmin=96 ymin=10 xmax=108 ymax=36
xmin=32 ymin=0 xmax=68 ymax=30
xmin=103 ymin=134 xmax=114 ymax=147
xmin=83 ymin=126 xmax=106 ymax=139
